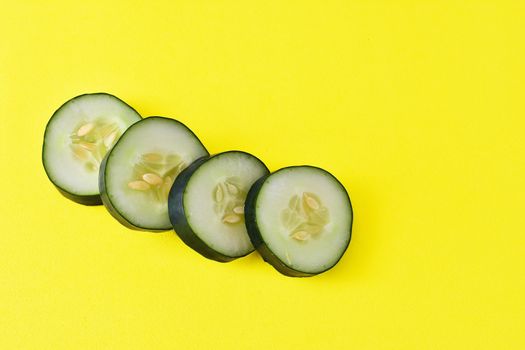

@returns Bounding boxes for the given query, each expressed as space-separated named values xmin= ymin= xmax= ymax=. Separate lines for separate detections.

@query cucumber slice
xmin=42 ymin=93 xmax=142 ymax=205
xmin=245 ymin=166 xmax=353 ymax=277
xmin=168 ymin=151 xmax=270 ymax=262
xmin=100 ymin=117 xmax=208 ymax=231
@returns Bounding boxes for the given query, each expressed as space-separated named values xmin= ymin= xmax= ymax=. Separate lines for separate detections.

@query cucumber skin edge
xmin=168 ymin=156 xmax=237 ymax=262
xmin=244 ymin=175 xmax=314 ymax=277
xmin=56 ymin=187 xmax=102 ymax=206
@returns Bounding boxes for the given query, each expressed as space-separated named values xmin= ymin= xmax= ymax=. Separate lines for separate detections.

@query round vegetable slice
xmin=99 ymin=117 xmax=208 ymax=231
xmin=245 ymin=166 xmax=353 ymax=277
xmin=42 ymin=93 xmax=142 ymax=205
xmin=168 ymin=151 xmax=270 ymax=262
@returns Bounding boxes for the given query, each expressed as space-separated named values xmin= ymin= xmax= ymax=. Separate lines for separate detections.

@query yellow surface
xmin=1 ymin=1 xmax=524 ymax=349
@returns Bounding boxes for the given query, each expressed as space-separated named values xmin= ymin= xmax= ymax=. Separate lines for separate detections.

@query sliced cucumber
xmin=168 ymin=151 xmax=269 ymax=262
xmin=245 ymin=166 xmax=353 ymax=277
xmin=42 ymin=93 xmax=142 ymax=205
xmin=100 ymin=117 xmax=208 ymax=231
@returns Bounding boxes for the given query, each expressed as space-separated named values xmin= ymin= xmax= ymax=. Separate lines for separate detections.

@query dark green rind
xmin=168 ymin=151 xmax=269 ymax=262
xmin=244 ymin=166 xmax=353 ymax=278
xmin=168 ymin=156 xmax=233 ymax=261
xmin=99 ymin=116 xmax=208 ymax=232
xmin=56 ymin=188 xmax=102 ymax=206
xmin=42 ymin=92 xmax=142 ymax=206
xmin=244 ymin=175 xmax=312 ymax=277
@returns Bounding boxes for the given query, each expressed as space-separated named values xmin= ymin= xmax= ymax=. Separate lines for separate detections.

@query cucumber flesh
xmin=100 ymin=117 xmax=208 ymax=231
xmin=245 ymin=166 xmax=352 ymax=277
xmin=42 ymin=93 xmax=142 ymax=204
xmin=169 ymin=151 xmax=270 ymax=261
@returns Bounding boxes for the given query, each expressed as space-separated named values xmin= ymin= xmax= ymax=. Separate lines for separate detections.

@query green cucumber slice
xmin=245 ymin=166 xmax=353 ymax=277
xmin=99 ymin=117 xmax=208 ymax=231
xmin=42 ymin=93 xmax=142 ymax=205
xmin=168 ymin=151 xmax=270 ymax=262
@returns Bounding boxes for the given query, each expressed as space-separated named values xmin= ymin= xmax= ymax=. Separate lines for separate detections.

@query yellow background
xmin=1 ymin=1 xmax=524 ymax=349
